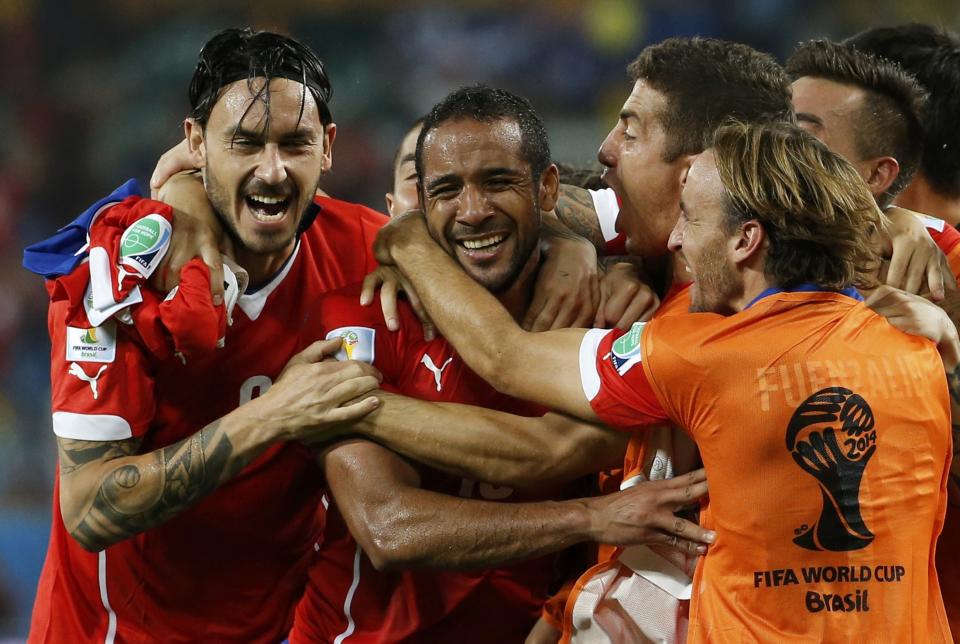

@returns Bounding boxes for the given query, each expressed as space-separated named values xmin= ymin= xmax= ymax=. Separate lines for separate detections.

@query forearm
xmin=60 ymin=403 xmax=278 ymax=551
xmin=356 ymin=392 xmax=626 ymax=489
xmin=352 ymin=483 xmax=594 ymax=571
xmin=549 ymin=184 xmax=605 ymax=252
xmin=392 ymin=238 xmax=532 ymax=389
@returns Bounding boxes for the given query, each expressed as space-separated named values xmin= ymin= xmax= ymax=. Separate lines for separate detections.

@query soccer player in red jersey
xmin=28 ymin=29 xmax=386 ymax=643
xmin=288 ymin=85 xmax=713 ymax=644
xmin=373 ymin=119 xmax=957 ymax=642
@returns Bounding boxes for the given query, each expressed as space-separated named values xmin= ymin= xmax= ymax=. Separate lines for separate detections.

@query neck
xmin=498 ymin=246 xmax=542 ymax=322
xmin=233 ymin=240 xmax=297 ymax=290
xmin=894 ymin=175 xmax=960 ymax=227
xmin=732 ymin=267 xmax=773 ymax=313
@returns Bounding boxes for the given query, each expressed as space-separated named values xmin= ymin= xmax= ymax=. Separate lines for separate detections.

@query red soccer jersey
xmin=289 ymin=283 xmax=557 ymax=644
xmin=30 ymin=196 xmax=387 ymax=644
xmin=579 ymin=289 xmax=952 ymax=642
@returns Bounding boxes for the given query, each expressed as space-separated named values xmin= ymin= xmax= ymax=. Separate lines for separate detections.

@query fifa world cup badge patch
xmin=66 ymin=320 xmax=117 ymax=363
xmin=611 ymin=321 xmax=645 ymax=375
xmin=119 ymin=214 xmax=172 ymax=279
xmin=325 ymin=327 xmax=376 ymax=363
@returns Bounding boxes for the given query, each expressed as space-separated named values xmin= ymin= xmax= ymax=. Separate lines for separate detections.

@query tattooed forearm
xmin=552 ymin=184 xmax=605 ymax=251
xmin=59 ymin=420 xmax=249 ymax=551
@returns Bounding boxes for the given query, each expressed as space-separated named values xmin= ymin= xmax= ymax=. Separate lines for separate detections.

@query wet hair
xmin=628 ymin=37 xmax=793 ymax=161
xmin=846 ymin=24 xmax=960 ymax=198
xmin=188 ymin=27 xmax=333 ymax=131
xmin=416 ymin=85 xmax=550 ymax=187
xmin=786 ymin=39 xmax=928 ymax=206
xmin=712 ymin=120 xmax=882 ymax=290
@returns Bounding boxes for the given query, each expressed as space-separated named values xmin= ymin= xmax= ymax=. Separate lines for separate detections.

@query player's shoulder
xmin=314 ymin=195 xmax=389 ymax=231
xmin=319 ymin=283 xmax=420 ymax=332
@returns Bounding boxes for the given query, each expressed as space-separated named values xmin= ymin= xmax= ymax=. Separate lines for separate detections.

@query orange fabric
xmin=640 ymin=292 xmax=951 ymax=642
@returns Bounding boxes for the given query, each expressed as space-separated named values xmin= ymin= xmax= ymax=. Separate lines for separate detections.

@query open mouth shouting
xmin=245 ymin=193 xmax=293 ymax=223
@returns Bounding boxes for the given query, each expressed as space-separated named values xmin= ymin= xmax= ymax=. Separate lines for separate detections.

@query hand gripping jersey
xmin=579 ymin=287 xmax=952 ymax=643
xmin=30 ymin=195 xmax=387 ymax=644
xmin=289 ymin=284 xmax=558 ymax=644
xmin=559 ymin=284 xmax=697 ymax=644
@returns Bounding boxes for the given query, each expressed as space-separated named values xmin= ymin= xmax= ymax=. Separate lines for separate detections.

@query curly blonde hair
xmin=711 ymin=121 xmax=882 ymax=289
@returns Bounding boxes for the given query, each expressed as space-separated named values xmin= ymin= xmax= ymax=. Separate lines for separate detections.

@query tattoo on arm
xmin=553 ymin=184 xmax=605 ymax=251
xmin=60 ymin=420 xmax=243 ymax=550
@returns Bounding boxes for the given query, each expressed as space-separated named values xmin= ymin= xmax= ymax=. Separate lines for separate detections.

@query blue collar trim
xmin=746 ymin=283 xmax=863 ymax=309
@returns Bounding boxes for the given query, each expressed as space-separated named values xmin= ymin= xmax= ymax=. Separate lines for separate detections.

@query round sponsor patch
xmin=612 ymin=321 xmax=645 ymax=360
xmin=121 ymin=215 xmax=166 ymax=256
xmin=119 ymin=214 xmax=172 ymax=278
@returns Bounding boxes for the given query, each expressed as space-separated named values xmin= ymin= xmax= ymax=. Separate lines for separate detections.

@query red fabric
xmin=30 ymin=196 xmax=388 ymax=644
xmin=928 ymin=219 xmax=960 ymax=255
xmin=290 ymin=284 xmax=556 ymax=644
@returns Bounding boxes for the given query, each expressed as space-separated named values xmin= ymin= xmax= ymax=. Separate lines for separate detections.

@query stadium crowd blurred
xmin=2 ymin=0 xmax=959 ymax=640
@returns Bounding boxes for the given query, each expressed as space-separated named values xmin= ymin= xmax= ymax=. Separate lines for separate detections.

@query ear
xmin=864 ymin=156 xmax=899 ymax=202
xmin=321 ymin=123 xmax=337 ymax=173
xmin=184 ymin=118 xmax=207 ymax=168
xmin=732 ymin=219 xmax=766 ymax=267
xmin=538 ymin=163 xmax=560 ymax=212
xmin=384 ymin=192 xmax=396 ymax=217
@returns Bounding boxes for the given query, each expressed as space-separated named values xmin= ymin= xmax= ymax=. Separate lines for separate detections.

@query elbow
xmin=359 ymin=518 xmax=421 ymax=572
xmin=69 ymin=528 xmax=108 ymax=553
xmin=59 ymin=491 xmax=113 ymax=552
xmin=350 ymin=502 xmax=423 ymax=572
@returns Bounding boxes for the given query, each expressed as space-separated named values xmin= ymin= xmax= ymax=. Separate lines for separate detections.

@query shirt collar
xmin=745 ymin=283 xmax=863 ymax=309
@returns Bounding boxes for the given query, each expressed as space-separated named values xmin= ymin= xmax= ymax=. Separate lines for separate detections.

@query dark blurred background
xmin=0 ymin=0 xmax=957 ymax=639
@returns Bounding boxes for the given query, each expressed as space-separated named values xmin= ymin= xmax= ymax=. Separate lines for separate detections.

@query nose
xmin=254 ymin=143 xmax=288 ymax=186
xmin=597 ymin=127 xmax=617 ymax=169
xmin=456 ymin=185 xmax=493 ymax=227
xmin=667 ymin=217 xmax=685 ymax=253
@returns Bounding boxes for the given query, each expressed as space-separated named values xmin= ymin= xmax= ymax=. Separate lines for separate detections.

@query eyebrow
xmin=619 ymin=109 xmax=639 ymax=123
xmin=229 ymin=126 xmax=317 ymax=142
xmin=425 ymin=174 xmax=460 ymax=192
xmin=795 ymin=112 xmax=824 ymax=127
xmin=398 ymin=153 xmax=416 ymax=165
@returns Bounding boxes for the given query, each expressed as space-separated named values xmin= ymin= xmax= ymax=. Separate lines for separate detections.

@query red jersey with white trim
xmin=289 ymin=283 xmax=556 ymax=644
xmin=579 ymin=289 xmax=952 ymax=642
xmin=30 ymin=196 xmax=387 ymax=644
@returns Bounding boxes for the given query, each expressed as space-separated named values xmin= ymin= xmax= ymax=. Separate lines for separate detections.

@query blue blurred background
xmin=1 ymin=0 xmax=958 ymax=639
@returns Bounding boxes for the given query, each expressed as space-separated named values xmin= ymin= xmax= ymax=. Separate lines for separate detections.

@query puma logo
xmin=69 ymin=362 xmax=108 ymax=400
xmin=421 ymin=354 xmax=453 ymax=392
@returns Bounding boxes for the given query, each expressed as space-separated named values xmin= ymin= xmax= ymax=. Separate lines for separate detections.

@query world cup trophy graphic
xmin=340 ymin=331 xmax=360 ymax=360
xmin=786 ymin=387 xmax=876 ymax=552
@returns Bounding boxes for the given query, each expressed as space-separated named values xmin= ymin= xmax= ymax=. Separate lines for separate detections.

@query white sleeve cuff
xmin=52 ymin=412 xmax=132 ymax=441
xmin=579 ymin=328 xmax=610 ymax=402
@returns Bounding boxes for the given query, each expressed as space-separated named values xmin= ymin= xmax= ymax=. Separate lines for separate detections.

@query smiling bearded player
xmin=26 ymin=28 xmax=386 ymax=643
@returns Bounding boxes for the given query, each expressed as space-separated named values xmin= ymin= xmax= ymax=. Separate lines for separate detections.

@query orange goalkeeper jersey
xmin=581 ymin=287 xmax=952 ymax=642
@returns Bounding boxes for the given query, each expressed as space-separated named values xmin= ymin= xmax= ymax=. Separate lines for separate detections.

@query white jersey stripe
xmin=98 ymin=550 xmax=117 ymax=644
xmin=333 ymin=544 xmax=363 ymax=644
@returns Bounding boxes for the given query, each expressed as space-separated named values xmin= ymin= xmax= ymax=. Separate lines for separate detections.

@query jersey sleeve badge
xmin=326 ymin=326 xmax=376 ymax=363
